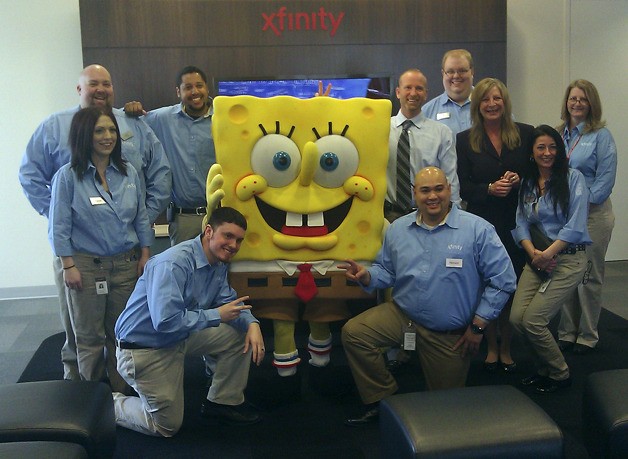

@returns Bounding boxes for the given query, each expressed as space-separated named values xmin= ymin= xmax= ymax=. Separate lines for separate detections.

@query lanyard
xmin=564 ymin=132 xmax=582 ymax=159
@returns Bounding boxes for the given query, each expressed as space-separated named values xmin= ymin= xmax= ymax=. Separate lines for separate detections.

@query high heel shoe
xmin=501 ymin=361 xmax=517 ymax=373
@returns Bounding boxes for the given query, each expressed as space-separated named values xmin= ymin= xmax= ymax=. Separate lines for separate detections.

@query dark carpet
xmin=18 ymin=309 xmax=628 ymax=458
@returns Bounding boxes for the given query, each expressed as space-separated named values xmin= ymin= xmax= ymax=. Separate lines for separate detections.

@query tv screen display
xmin=217 ymin=77 xmax=391 ymax=100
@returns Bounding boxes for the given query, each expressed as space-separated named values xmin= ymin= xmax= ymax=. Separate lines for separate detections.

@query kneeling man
xmin=340 ymin=167 xmax=516 ymax=425
xmin=113 ymin=207 xmax=265 ymax=437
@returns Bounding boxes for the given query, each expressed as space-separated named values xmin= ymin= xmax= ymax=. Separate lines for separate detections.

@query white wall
xmin=508 ymin=0 xmax=628 ymax=261
xmin=0 ymin=0 xmax=83 ymax=296
xmin=1 ymin=0 xmax=626 ymax=297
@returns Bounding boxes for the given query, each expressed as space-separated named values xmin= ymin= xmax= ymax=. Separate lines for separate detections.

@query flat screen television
xmin=217 ymin=76 xmax=391 ymax=100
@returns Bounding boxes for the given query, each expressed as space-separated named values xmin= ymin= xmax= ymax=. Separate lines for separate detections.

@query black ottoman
xmin=380 ymin=385 xmax=563 ymax=458
xmin=583 ymin=369 xmax=628 ymax=458
xmin=0 ymin=441 xmax=88 ymax=458
xmin=0 ymin=381 xmax=115 ymax=458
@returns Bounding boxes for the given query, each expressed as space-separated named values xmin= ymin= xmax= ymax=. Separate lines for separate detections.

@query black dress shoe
xmin=386 ymin=360 xmax=404 ymax=374
xmin=558 ymin=340 xmax=574 ymax=352
xmin=345 ymin=406 xmax=379 ymax=426
xmin=535 ymin=377 xmax=572 ymax=394
xmin=200 ymin=400 xmax=261 ymax=425
xmin=521 ymin=374 xmax=548 ymax=386
xmin=573 ymin=343 xmax=593 ymax=355
xmin=483 ymin=361 xmax=499 ymax=372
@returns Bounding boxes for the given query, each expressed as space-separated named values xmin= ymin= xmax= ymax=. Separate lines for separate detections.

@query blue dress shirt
xmin=19 ymin=106 xmax=171 ymax=223
xmin=49 ymin=162 xmax=154 ymax=257
xmin=143 ymin=104 xmax=215 ymax=208
xmin=563 ymin=123 xmax=617 ymax=205
xmin=422 ymin=92 xmax=472 ymax=137
xmin=115 ymin=236 xmax=257 ymax=348
xmin=388 ymin=112 xmax=461 ymax=206
xmin=364 ymin=205 xmax=516 ymax=329
xmin=512 ymin=168 xmax=592 ymax=245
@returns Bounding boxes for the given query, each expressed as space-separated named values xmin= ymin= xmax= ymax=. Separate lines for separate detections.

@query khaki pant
xmin=169 ymin=213 xmax=204 ymax=246
xmin=511 ymin=250 xmax=587 ymax=380
xmin=341 ymin=301 xmax=470 ymax=404
xmin=559 ymin=198 xmax=614 ymax=347
xmin=66 ymin=251 xmax=138 ymax=393
xmin=114 ymin=324 xmax=252 ymax=437
xmin=53 ymin=257 xmax=79 ymax=380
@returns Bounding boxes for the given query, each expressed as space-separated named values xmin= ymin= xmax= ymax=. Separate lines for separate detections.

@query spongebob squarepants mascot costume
xmin=203 ymin=95 xmax=390 ymax=405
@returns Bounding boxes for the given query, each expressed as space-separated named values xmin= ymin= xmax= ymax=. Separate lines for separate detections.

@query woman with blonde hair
xmin=557 ymin=79 xmax=617 ymax=355
xmin=456 ymin=78 xmax=534 ymax=372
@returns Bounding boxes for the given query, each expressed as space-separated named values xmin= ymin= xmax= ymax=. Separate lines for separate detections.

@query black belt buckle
xmin=117 ymin=339 xmax=149 ymax=350
xmin=560 ymin=244 xmax=586 ymax=255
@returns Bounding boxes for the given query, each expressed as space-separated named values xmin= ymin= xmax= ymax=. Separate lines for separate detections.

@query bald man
xmin=339 ymin=167 xmax=516 ymax=425
xmin=19 ymin=64 xmax=171 ymax=384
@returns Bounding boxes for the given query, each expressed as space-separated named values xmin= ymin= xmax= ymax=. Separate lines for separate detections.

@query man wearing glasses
xmin=423 ymin=49 xmax=475 ymax=136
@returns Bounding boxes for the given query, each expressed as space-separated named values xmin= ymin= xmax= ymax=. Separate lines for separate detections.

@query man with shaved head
xmin=339 ymin=167 xmax=516 ymax=425
xmin=19 ymin=64 xmax=171 ymax=386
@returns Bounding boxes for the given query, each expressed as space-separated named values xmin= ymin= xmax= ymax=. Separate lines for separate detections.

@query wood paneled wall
xmin=80 ymin=0 xmax=506 ymax=113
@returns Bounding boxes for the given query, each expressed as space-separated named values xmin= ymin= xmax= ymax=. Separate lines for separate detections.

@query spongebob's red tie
xmin=295 ymin=263 xmax=317 ymax=303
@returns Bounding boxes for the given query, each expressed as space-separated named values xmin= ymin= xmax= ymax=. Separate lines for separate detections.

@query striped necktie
xmin=396 ymin=119 xmax=414 ymax=210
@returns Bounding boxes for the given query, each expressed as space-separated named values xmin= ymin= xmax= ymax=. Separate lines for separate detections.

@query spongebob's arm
xmin=202 ymin=163 xmax=226 ymax=226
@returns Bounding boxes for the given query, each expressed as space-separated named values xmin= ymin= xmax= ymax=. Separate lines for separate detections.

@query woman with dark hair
xmin=509 ymin=125 xmax=591 ymax=394
xmin=557 ymin=79 xmax=617 ymax=355
xmin=456 ymin=78 xmax=534 ymax=372
xmin=49 ymin=106 xmax=153 ymax=393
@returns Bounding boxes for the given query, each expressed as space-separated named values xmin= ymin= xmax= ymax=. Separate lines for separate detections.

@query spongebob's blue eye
xmin=273 ymin=151 xmax=292 ymax=171
xmin=251 ymin=134 xmax=301 ymax=187
xmin=313 ymin=135 xmax=359 ymax=188
xmin=319 ymin=152 xmax=339 ymax=171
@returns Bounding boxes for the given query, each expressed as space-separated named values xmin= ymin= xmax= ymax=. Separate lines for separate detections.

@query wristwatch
xmin=470 ymin=323 xmax=485 ymax=335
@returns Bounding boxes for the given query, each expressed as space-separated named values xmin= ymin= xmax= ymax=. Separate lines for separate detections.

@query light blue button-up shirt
xmin=115 ymin=236 xmax=257 ymax=348
xmin=563 ymin=122 xmax=617 ymax=205
xmin=143 ymin=104 xmax=215 ymax=208
xmin=19 ymin=106 xmax=171 ymax=223
xmin=363 ymin=205 xmax=516 ymax=328
xmin=422 ymin=92 xmax=471 ymax=137
xmin=512 ymin=168 xmax=592 ymax=245
xmin=49 ymin=162 xmax=154 ymax=257
xmin=388 ymin=112 xmax=461 ymax=206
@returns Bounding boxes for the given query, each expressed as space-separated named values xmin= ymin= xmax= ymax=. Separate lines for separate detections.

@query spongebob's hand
xmin=202 ymin=163 xmax=225 ymax=227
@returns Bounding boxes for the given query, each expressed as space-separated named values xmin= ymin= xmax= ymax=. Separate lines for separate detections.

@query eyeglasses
xmin=568 ymin=96 xmax=589 ymax=105
xmin=443 ymin=68 xmax=470 ymax=77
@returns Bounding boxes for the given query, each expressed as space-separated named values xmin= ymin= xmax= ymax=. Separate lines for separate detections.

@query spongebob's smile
xmin=255 ymin=195 xmax=353 ymax=237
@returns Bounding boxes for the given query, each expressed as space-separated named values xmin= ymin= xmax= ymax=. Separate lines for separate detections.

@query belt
xmin=423 ymin=325 xmax=468 ymax=335
xmin=559 ymin=244 xmax=587 ymax=255
xmin=116 ymin=339 xmax=152 ymax=350
xmin=384 ymin=200 xmax=416 ymax=216
xmin=173 ymin=206 xmax=206 ymax=215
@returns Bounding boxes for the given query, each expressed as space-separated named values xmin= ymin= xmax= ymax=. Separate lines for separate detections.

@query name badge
xmin=446 ymin=258 xmax=463 ymax=268
xmin=90 ymin=196 xmax=106 ymax=205
xmin=95 ymin=278 xmax=109 ymax=295
xmin=437 ymin=112 xmax=451 ymax=120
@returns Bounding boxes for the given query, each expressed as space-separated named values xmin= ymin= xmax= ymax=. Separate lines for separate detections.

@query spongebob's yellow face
xmin=212 ymin=95 xmax=391 ymax=261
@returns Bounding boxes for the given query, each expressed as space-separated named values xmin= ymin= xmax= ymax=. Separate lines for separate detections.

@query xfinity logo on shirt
xmin=262 ymin=6 xmax=345 ymax=37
